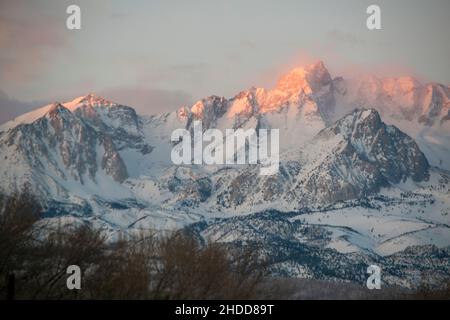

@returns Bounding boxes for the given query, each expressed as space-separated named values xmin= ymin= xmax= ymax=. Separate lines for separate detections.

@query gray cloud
xmin=1 ymin=0 xmax=449 ymax=103
xmin=327 ymin=29 xmax=365 ymax=47
xmin=0 ymin=1 xmax=66 ymax=88
xmin=0 ymin=90 xmax=48 ymax=124
xmin=98 ymin=86 xmax=194 ymax=115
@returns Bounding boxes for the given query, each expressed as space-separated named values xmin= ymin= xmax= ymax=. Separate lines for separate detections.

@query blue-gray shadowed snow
xmin=1 ymin=62 xmax=449 ymax=289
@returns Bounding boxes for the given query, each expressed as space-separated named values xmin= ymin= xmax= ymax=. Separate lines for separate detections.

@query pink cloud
xmin=0 ymin=1 xmax=66 ymax=85
xmin=98 ymin=86 xmax=193 ymax=115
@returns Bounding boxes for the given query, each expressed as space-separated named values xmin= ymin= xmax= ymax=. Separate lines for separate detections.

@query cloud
xmin=327 ymin=29 xmax=365 ymax=47
xmin=98 ymin=86 xmax=194 ymax=115
xmin=136 ymin=63 xmax=210 ymax=86
xmin=167 ymin=63 xmax=209 ymax=73
xmin=0 ymin=1 xmax=66 ymax=86
xmin=239 ymin=40 xmax=257 ymax=50
xmin=0 ymin=90 xmax=48 ymax=124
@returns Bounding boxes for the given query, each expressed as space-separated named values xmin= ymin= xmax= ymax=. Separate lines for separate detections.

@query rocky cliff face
xmin=0 ymin=96 xmax=138 ymax=198
xmin=203 ymin=109 xmax=429 ymax=211
xmin=298 ymin=109 xmax=429 ymax=205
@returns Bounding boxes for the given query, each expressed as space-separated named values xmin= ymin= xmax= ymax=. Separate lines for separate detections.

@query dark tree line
xmin=0 ymin=192 xmax=266 ymax=299
xmin=1 ymin=191 xmax=448 ymax=300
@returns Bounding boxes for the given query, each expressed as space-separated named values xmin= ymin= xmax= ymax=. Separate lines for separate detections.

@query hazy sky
xmin=0 ymin=0 xmax=449 ymax=120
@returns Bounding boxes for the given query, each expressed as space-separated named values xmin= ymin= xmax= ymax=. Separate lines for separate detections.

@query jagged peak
xmin=275 ymin=61 xmax=332 ymax=95
xmin=0 ymin=94 xmax=124 ymax=132
xmin=47 ymin=102 xmax=69 ymax=114
xmin=189 ymin=95 xmax=227 ymax=117
xmin=328 ymin=108 xmax=382 ymax=137
xmin=181 ymin=61 xmax=334 ymax=119
xmin=424 ymin=82 xmax=450 ymax=91
xmin=63 ymin=93 xmax=117 ymax=111
xmin=344 ymin=108 xmax=381 ymax=122
xmin=284 ymin=60 xmax=327 ymax=76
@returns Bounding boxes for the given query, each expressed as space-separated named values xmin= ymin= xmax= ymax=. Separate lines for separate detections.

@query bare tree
xmin=0 ymin=191 xmax=42 ymax=299
xmin=0 ymin=192 xmax=267 ymax=300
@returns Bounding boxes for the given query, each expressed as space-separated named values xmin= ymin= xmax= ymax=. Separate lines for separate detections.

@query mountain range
xmin=1 ymin=61 xmax=449 ymax=288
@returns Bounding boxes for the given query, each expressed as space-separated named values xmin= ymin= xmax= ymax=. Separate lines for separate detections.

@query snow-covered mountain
xmin=334 ymin=74 xmax=450 ymax=171
xmin=1 ymin=62 xmax=449 ymax=288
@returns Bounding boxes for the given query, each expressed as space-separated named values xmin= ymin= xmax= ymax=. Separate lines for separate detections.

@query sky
xmin=0 ymin=0 xmax=449 ymax=122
